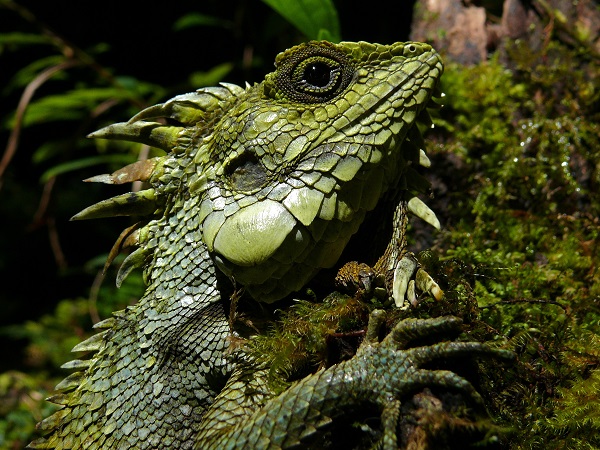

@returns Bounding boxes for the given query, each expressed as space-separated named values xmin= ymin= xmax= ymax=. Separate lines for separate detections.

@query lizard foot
xmin=194 ymin=312 xmax=513 ymax=449
xmin=351 ymin=311 xmax=513 ymax=449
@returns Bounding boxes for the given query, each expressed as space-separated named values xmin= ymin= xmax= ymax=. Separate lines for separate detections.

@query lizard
xmin=29 ymin=40 xmax=512 ymax=449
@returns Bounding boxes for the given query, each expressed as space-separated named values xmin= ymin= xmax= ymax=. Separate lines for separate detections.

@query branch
xmin=0 ymin=60 xmax=79 ymax=186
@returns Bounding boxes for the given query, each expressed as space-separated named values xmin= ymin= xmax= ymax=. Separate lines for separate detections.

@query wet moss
xmin=426 ymin=37 xmax=600 ymax=448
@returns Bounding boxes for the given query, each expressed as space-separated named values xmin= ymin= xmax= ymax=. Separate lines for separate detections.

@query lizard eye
xmin=273 ymin=43 xmax=355 ymax=103
xmin=294 ymin=57 xmax=342 ymax=94
xmin=302 ymin=61 xmax=334 ymax=87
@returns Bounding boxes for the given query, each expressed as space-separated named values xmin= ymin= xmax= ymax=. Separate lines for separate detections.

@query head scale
xmin=79 ymin=41 xmax=443 ymax=302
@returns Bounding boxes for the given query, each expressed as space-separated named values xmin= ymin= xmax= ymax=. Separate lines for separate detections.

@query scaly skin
xmin=195 ymin=313 xmax=513 ymax=449
xmin=29 ymin=41 xmax=508 ymax=449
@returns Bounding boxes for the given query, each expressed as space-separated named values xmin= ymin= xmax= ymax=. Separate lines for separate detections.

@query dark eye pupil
xmin=303 ymin=62 xmax=332 ymax=88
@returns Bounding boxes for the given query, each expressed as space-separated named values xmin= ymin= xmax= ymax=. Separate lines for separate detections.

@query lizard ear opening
xmin=224 ymin=150 xmax=269 ymax=192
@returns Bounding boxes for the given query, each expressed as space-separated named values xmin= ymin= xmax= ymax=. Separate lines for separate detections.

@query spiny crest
xmin=71 ymin=83 xmax=246 ymax=279
xmin=75 ymin=82 xmax=245 ymax=220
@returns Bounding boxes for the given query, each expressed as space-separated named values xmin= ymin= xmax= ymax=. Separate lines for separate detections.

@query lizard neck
xmin=42 ymin=203 xmax=234 ymax=448
xmin=99 ymin=195 xmax=234 ymax=446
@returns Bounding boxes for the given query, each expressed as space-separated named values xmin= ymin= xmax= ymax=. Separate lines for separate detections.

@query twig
xmin=31 ymin=176 xmax=56 ymax=227
xmin=480 ymin=297 xmax=568 ymax=313
xmin=47 ymin=216 xmax=67 ymax=270
xmin=0 ymin=60 xmax=79 ymax=185
xmin=88 ymin=269 xmax=105 ymax=324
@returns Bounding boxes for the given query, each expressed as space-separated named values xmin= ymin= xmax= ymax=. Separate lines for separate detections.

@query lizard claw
xmin=335 ymin=255 xmax=443 ymax=308
xmin=391 ymin=253 xmax=444 ymax=308
xmin=391 ymin=253 xmax=444 ymax=309
xmin=391 ymin=253 xmax=419 ymax=308
xmin=416 ymin=266 xmax=444 ymax=301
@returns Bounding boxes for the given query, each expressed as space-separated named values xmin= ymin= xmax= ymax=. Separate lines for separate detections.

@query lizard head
xmin=78 ymin=41 xmax=443 ymax=303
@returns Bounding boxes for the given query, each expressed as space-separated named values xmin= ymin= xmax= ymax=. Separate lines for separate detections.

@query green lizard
xmin=29 ymin=40 xmax=511 ymax=449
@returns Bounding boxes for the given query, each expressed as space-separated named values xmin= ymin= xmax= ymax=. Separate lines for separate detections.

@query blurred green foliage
xmin=261 ymin=0 xmax=340 ymax=41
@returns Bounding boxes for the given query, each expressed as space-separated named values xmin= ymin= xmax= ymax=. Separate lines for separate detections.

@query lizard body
xmin=29 ymin=41 xmax=510 ymax=449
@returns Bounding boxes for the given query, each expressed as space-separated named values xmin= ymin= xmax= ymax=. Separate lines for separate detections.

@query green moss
xmin=425 ymin=37 xmax=600 ymax=448
xmin=247 ymin=293 xmax=370 ymax=393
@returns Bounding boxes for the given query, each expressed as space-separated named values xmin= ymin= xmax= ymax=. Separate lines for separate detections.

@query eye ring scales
xmin=273 ymin=42 xmax=355 ymax=103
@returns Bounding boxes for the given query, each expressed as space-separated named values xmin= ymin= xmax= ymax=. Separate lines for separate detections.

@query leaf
xmin=113 ymin=76 xmax=165 ymax=101
xmin=32 ymin=141 xmax=70 ymax=164
xmin=0 ymin=32 xmax=53 ymax=49
xmin=40 ymin=154 xmax=135 ymax=183
xmin=3 ymin=55 xmax=66 ymax=94
xmin=172 ymin=12 xmax=231 ymax=31
xmin=2 ymin=88 xmax=140 ymax=129
xmin=189 ymin=62 xmax=234 ymax=88
xmin=261 ymin=0 xmax=340 ymax=42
